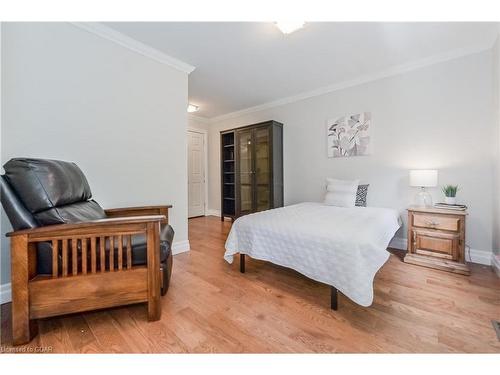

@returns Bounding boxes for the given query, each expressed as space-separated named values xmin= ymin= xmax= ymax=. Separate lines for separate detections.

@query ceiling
xmin=105 ymin=22 xmax=498 ymax=119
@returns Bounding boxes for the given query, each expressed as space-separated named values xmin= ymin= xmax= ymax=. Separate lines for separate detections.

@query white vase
xmin=444 ymin=196 xmax=456 ymax=205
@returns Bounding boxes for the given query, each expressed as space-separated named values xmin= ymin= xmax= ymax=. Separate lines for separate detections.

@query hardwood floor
xmin=1 ymin=216 xmax=499 ymax=353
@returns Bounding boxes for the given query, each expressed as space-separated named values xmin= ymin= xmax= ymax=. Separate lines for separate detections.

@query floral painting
xmin=327 ymin=112 xmax=371 ymax=158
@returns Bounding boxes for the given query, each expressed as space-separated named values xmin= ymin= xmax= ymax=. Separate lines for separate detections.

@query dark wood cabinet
xmin=220 ymin=121 xmax=283 ymax=220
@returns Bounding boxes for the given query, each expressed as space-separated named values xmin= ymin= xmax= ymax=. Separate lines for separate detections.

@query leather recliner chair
xmin=1 ymin=158 xmax=174 ymax=295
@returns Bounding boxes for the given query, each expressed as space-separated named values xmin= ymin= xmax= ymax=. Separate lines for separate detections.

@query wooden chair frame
xmin=8 ymin=205 xmax=171 ymax=346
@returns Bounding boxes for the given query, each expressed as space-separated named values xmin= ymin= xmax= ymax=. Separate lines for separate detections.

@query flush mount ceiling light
xmin=274 ymin=21 xmax=305 ymax=34
xmin=187 ymin=104 xmax=199 ymax=113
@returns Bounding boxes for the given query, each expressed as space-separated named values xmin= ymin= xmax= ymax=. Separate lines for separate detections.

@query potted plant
xmin=442 ymin=185 xmax=459 ymax=205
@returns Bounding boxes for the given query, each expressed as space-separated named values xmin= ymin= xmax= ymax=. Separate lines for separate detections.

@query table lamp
xmin=409 ymin=169 xmax=438 ymax=207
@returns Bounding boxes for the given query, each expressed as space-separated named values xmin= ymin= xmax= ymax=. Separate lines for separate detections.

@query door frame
xmin=187 ymin=128 xmax=208 ymax=217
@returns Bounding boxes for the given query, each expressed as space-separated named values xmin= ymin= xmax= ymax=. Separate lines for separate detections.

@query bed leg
xmin=331 ymin=286 xmax=338 ymax=311
xmin=240 ymin=254 xmax=245 ymax=273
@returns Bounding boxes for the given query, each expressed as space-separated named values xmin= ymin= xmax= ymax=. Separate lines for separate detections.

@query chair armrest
xmin=105 ymin=205 xmax=172 ymax=223
xmin=7 ymin=215 xmax=165 ymax=240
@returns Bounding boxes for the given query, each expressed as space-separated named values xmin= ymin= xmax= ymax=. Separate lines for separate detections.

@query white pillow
xmin=324 ymin=178 xmax=360 ymax=207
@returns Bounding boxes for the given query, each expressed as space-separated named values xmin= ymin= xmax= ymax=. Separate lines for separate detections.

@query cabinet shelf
xmin=223 ymin=144 xmax=234 ymax=148
xmin=223 ymin=160 xmax=235 ymax=162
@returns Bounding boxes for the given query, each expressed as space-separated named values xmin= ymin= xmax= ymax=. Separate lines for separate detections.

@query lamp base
xmin=415 ymin=188 xmax=433 ymax=207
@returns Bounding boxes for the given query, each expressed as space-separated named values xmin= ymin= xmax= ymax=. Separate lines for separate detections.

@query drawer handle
xmin=426 ymin=220 xmax=439 ymax=227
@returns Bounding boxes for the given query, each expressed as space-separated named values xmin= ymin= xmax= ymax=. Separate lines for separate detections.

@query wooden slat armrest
xmin=7 ymin=215 xmax=165 ymax=239
xmin=105 ymin=205 xmax=172 ymax=223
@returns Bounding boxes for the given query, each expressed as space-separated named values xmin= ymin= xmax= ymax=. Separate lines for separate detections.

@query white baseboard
xmin=205 ymin=209 xmax=221 ymax=217
xmin=467 ymin=248 xmax=492 ymax=266
xmin=172 ymin=240 xmax=190 ymax=255
xmin=492 ymin=254 xmax=500 ymax=277
xmin=388 ymin=236 xmax=492 ymax=266
xmin=0 ymin=282 xmax=11 ymax=304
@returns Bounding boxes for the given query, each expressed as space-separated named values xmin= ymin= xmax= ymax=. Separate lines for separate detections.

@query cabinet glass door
xmin=238 ymin=129 xmax=254 ymax=214
xmin=255 ymin=127 xmax=270 ymax=212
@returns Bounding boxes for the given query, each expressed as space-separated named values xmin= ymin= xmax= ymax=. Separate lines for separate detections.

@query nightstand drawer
xmin=413 ymin=213 xmax=459 ymax=232
xmin=413 ymin=230 xmax=459 ymax=260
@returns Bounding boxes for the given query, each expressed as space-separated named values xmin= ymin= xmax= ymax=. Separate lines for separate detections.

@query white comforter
xmin=224 ymin=202 xmax=401 ymax=306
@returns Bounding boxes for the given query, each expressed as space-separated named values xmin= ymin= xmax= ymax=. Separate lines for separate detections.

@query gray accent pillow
xmin=355 ymin=184 xmax=369 ymax=207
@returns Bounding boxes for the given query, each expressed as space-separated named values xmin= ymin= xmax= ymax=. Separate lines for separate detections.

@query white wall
xmin=208 ymin=50 xmax=496 ymax=257
xmin=188 ymin=115 xmax=210 ymax=132
xmin=493 ymin=31 xmax=500 ymax=260
xmin=0 ymin=23 xmax=189 ymax=287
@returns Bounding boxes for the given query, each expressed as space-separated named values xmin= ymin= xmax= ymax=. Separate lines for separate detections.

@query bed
xmin=224 ymin=202 xmax=402 ymax=308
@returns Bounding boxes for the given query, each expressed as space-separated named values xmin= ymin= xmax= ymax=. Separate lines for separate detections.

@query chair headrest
xmin=3 ymin=158 xmax=92 ymax=213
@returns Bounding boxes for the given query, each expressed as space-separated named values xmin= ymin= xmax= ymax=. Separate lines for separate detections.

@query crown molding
xmin=210 ymin=42 xmax=493 ymax=123
xmin=71 ymin=22 xmax=195 ymax=74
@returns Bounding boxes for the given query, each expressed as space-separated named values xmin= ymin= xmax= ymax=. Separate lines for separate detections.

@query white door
xmin=188 ymin=130 xmax=206 ymax=218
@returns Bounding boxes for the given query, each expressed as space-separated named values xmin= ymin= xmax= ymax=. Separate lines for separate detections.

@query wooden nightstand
xmin=404 ymin=206 xmax=470 ymax=275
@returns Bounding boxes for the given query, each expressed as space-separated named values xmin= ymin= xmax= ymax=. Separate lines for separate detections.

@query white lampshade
xmin=409 ymin=170 xmax=438 ymax=187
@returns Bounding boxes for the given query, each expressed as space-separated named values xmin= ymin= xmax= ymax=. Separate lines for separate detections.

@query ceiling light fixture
xmin=274 ymin=21 xmax=305 ymax=34
xmin=187 ymin=104 xmax=199 ymax=113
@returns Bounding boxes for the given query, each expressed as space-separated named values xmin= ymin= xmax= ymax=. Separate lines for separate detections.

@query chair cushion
xmin=3 ymin=158 xmax=92 ymax=213
xmin=132 ymin=224 xmax=174 ymax=265
xmin=34 ymin=199 xmax=106 ymax=225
